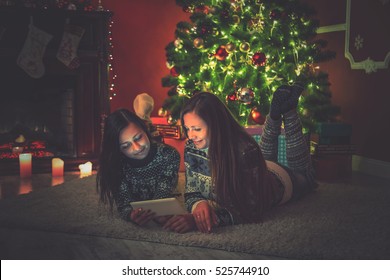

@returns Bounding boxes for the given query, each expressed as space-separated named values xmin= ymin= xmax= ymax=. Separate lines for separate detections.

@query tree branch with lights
xmin=161 ymin=0 xmax=340 ymax=131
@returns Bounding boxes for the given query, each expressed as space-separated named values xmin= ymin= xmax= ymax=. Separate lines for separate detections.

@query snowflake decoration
xmin=248 ymin=16 xmax=264 ymax=33
xmin=238 ymin=55 xmax=253 ymax=66
xmin=354 ymin=34 xmax=364 ymax=50
xmin=222 ymin=64 xmax=235 ymax=74
xmin=363 ymin=58 xmax=377 ymax=74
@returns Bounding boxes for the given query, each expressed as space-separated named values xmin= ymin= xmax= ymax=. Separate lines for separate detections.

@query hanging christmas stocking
xmin=17 ymin=22 xmax=53 ymax=79
xmin=56 ymin=23 xmax=85 ymax=69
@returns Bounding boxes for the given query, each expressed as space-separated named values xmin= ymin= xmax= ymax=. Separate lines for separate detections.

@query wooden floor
xmin=0 ymin=172 xmax=283 ymax=260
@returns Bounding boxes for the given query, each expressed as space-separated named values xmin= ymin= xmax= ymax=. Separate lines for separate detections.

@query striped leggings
xmin=259 ymin=110 xmax=317 ymax=200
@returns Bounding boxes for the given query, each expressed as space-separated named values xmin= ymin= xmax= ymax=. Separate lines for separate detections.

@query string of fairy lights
xmin=107 ymin=17 xmax=117 ymax=101
xmin=159 ymin=0 xmax=340 ymax=129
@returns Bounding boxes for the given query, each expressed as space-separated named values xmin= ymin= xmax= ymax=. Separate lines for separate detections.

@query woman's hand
xmin=192 ymin=201 xmax=218 ymax=233
xmin=129 ymin=208 xmax=156 ymax=226
xmin=162 ymin=214 xmax=196 ymax=234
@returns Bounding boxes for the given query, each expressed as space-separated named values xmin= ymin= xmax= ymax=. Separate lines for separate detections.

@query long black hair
xmin=96 ymin=108 xmax=152 ymax=211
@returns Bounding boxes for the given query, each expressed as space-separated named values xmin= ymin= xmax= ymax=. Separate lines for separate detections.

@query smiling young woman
xmin=96 ymin=109 xmax=182 ymax=227
xmin=179 ymin=89 xmax=317 ymax=233
xmin=182 ymin=111 xmax=209 ymax=150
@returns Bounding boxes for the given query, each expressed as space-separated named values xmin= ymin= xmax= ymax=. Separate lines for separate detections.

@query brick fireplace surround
xmin=0 ymin=7 xmax=112 ymax=175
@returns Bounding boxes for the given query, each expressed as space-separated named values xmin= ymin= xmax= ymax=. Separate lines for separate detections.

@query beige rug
xmin=0 ymin=174 xmax=389 ymax=259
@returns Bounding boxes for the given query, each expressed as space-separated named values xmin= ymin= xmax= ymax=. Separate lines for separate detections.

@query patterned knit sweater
xmin=184 ymin=140 xmax=285 ymax=226
xmin=114 ymin=142 xmax=180 ymax=221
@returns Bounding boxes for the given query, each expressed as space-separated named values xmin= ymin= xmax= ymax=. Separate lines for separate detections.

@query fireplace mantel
xmin=0 ymin=8 xmax=112 ymax=174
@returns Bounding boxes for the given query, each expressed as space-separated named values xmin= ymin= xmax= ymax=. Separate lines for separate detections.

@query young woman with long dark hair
xmin=178 ymin=85 xmax=316 ymax=233
xmin=96 ymin=109 xmax=184 ymax=227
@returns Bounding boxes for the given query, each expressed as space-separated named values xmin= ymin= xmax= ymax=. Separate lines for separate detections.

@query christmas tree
xmin=161 ymin=0 xmax=340 ymax=131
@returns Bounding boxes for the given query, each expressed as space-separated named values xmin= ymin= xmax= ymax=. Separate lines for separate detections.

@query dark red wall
xmin=307 ymin=0 xmax=390 ymax=162
xmin=101 ymin=0 xmax=390 ymax=163
xmin=102 ymin=0 xmax=189 ymax=116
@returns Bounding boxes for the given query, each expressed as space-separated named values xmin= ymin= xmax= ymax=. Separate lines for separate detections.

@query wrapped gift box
xmin=315 ymin=122 xmax=352 ymax=145
xmin=246 ymin=125 xmax=288 ymax=166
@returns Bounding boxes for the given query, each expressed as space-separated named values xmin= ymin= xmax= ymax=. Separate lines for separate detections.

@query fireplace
xmin=0 ymin=7 xmax=112 ymax=175
xmin=1 ymin=77 xmax=77 ymax=159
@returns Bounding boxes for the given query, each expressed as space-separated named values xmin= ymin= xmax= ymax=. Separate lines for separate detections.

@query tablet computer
xmin=130 ymin=197 xmax=187 ymax=216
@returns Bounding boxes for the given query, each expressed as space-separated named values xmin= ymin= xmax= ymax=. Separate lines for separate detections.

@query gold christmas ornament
xmin=226 ymin=43 xmax=236 ymax=53
xmin=193 ymin=37 xmax=204 ymax=49
xmin=237 ymin=87 xmax=254 ymax=105
xmin=174 ymin=38 xmax=183 ymax=49
xmin=240 ymin=42 xmax=250 ymax=52
xmin=167 ymin=115 xmax=177 ymax=125
xmin=166 ymin=61 xmax=174 ymax=69
xmin=158 ymin=107 xmax=168 ymax=117
xmin=232 ymin=15 xmax=240 ymax=24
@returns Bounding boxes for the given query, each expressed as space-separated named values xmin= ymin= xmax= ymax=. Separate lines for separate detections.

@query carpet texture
xmin=0 ymin=174 xmax=389 ymax=259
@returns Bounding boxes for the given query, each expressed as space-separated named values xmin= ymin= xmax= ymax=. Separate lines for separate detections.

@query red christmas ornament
xmin=226 ymin=92 xmax=237 ymax=101
xmin=252 ymin=52 xmax=267 ymax=66
xmin=215 ymin=46 xmax=229 ymax=61
xmin=250 ymin=108 xmax=265 ymax=125
xmin=195 ymin=5 xmax=210 ymax=14
xmin=170 ymin=67 xmax=179 ymax=77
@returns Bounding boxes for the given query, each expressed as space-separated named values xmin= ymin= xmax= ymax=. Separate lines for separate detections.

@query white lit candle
xmin=52 ymin=158 xmax=64 ymax=177
xmin=79 ymin=161 xmax=92 ymax=178
xmin=19 ymin=153 xmax=32 ymax=178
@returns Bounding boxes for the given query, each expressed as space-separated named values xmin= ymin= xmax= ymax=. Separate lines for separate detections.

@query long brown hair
xmin=180 ymin=92 xmax=273 ymax=222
